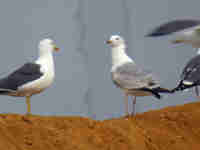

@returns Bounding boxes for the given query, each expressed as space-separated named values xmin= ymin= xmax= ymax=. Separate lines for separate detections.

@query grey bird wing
xmin=180 ymin=55 xmax=200 ymax=83
xmin=0 ymin=63 xmax=43 ymax=91
xmin=112 ymin=63 xmax=160 ymax=90
xmin=147 ymin=19 xmax=200 ymax=37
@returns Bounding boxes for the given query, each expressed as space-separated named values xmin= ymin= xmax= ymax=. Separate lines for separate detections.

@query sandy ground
xmin=0 ymin=102 xmax=200 ymax=150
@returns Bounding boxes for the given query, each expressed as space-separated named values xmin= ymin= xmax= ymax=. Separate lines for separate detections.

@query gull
xmin=106 ymin=35 xmax=172 ymax=115
xmin=0 ymin=38 xmax=59 ymax=114
xmin=146 ymin=19 xmax=200 ymax=97
xmin=147 ymin=19 xmax=200 ymax=48
xmin=172 ymin=48 xmax=200 ymax=97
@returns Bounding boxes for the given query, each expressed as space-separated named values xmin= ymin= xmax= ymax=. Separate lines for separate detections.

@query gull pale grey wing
xmin=0 ymin=63 xmax=43 ymax=92
xmin=147 ymin=19 xmax=200 ymax=37
xmin=112 ymin=63 xmax=160 ymax=90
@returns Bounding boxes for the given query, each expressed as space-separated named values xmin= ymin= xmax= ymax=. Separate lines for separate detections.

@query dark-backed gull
xmin=0 ymin=38 xmax=59 ymax=114
xmin=172 ymin=48 xmax=200 ymax=97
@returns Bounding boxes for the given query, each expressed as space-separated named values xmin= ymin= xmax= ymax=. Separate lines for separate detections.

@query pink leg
xmin=124 ymin=93 xmax=129 ymax=116
xmin=131 ymin=96 xmax=136 ymax=116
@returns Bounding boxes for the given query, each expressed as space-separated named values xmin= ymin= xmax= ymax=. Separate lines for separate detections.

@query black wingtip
xmin=146 ymin=26 xmax=176 ymax=37
xmin=171 ymin=88 xmax=181 ymax=94
xmin=171 ymin=87 xmax=178 ymax=93
xmin=153 ymin=92 xmax=162 ymax=99
xmin=171 ymin=85 xmax=184 ymax=93
xmin=146 ymin=19 xmax=200 ymax=38
xmin=171 ymin=82 xmax=192 ymax=93
xmin=146 ymin=31 xmax=168 ymax=37
xmin=154 ymin=87 xmax=175 ymax=94
xmin=0 ymin=90 xmax=12 ymax=95
xmin=151 ymin=87 xmax=175 ymax=100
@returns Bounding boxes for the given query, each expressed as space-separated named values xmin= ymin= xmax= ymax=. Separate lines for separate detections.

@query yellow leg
xmin=26 ymin=96 xmax=31 ymax=115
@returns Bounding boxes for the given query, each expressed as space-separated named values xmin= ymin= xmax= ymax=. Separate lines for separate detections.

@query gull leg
xmin=131 ymin=96 xmax=136 ymax=116
xmin=124 ymin=93 xmax=129 ymax=116
xmin=195 ymin=86 xmax=199 ymax=99
xmin=26 ymin=96 xmax=31 ymax=115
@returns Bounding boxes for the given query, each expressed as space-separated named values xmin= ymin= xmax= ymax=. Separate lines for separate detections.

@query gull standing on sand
xmin=106 ymin=35 xmax=172 ymax=115
xmin=0 ymin=39 xmax=59 ymax=114
xmin=146 ymin=19 xmax=200 ymax=48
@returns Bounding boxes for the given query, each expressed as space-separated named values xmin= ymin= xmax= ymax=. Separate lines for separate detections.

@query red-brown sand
xmin=0 ymin=102 xmax=200 ymax=150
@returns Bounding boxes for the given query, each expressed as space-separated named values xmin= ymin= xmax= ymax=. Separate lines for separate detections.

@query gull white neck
xmin=37 ymin=51 xmax=54 ymax=64
xmin=36 ymin=50 xmax=55 ymax=76
xmin=36 ymin=50 xmax=55 ymax=86
xmin=111 ymin=45 xmax=133 ymax=71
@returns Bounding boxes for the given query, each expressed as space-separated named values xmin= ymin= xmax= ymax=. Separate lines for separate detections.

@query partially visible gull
xmin=172 ymin=48 xmax=200 ymax=97
xmin=106 ymin=35 xmax=172 ymax=115
xmin=0 ymin=38 xmax=59 ymax=114
xmin=147 ymin=19 xmax=200 ymax=48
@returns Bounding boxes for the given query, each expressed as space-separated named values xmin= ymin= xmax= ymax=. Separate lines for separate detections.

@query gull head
xmin=39 ymin=38 xmax=59 ymax=54
xmin=106 ymin=35 xmax=125 ymax=48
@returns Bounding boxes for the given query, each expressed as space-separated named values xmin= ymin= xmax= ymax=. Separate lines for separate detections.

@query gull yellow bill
xmin=171 ymin=39 xmax=185 ymax=44
xmin=53 ymin=44 xmax=60 ymax=52
xmin=106 ymin=40 xmax=112 ymax=44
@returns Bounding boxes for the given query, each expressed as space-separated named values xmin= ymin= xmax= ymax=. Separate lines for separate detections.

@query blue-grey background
xmin=0 ymin=0 xmax=199 ymax=120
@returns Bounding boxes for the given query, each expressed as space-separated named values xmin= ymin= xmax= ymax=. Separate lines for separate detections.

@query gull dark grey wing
xmin=172 ymin=55 xmax=200 ymax=92
xmin=0 ymin=63 xmax=43 ymax=91
xmin=180 ymin=55 xmax=200 ymax=83
xmin=112 ymin=63 xmax=159 ymax=89
xmin=147 ymin=19 xmax=200 ymax=37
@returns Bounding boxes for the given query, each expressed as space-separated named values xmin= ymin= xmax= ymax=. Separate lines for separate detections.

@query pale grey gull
xmin=106 ymin=35 xmax=172 ymax=116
